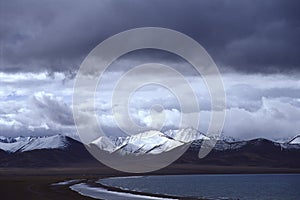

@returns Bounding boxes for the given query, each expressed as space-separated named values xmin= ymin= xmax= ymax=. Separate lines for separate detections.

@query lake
xmin=98 ymin=174 xmax=300 ymax=200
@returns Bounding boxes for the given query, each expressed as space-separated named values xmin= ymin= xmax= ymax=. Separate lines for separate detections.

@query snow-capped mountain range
xmin=0 ymin=134 xmax=69 ymax=153
xmin=90 ymin=128 xmax=209 ymax=155
xmin=0 ymin=128 xmax=299 ymax=154
xmin=0 ymin=129 xmax=300 ymax=169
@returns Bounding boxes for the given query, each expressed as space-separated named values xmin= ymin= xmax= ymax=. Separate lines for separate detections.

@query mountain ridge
xmin=1 ymin=130 xmax=300 ymax=168
xmin=1 ymin=129 xmax=299 ymax=153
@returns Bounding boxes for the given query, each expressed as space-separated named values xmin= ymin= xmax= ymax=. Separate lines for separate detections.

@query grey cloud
xmin=0 ymin=92 xmax=75 ymax=137
xmin=0 ymin=0 xmax=299 ymax=74
xmin=227 ymin=90 xmax=300 ymax=113
xmin=30 ymin=92 xmax=74 ymax=126
xmin=223 ymin=97 xmax=300 ymax=139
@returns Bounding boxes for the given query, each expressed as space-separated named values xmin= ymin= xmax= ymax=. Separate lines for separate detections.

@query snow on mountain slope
xmin=115 ymin=130 xmax=184 ymax=155
xmin=213 ymin=140 xmax=248 ymax=151
xmin=2 ymin=130 xmax=299 ymax=154
xmin=0 ymin=136 xmax=17 ymax=143
xmin=91 ymin=136 xmax=118 ymax=152
xmin=0 ymin=138 xmax=29 ymax=152
xmin=190 ymin=134 xmax=246 ymax=151
xmin=20 ymin=135 xmax=69 ymax=152
xmin=90 ymin=128 xmax=208 ymax=155
xmin=289 ymin=135 xmax=300 ymax=144
xmin=278 ymin=135 xmax=300 ymax=149
xmin=164 ymin=128 xmax=209 ymax=143
xmin=0 ymin=134 xmax=69 ymax=153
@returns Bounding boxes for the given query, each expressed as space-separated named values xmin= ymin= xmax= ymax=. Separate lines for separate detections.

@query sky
xmin=0 ymin=0 xmax=299 ymax=140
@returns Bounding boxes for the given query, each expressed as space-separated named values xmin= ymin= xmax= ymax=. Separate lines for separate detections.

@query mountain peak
xmin=288 ymin=134 xmax=300 ymax=145
xmin=90 ymin=128 xmax=209 ymax=155
xmin=0 ymin=134 xmax=69 ymax=153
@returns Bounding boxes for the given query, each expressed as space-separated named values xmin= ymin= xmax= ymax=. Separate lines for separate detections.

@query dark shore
xmin=1 ymin=164 xmax=300 ymax=200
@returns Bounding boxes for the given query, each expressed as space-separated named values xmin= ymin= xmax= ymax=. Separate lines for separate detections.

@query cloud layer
xmin=0 ymin=71 xmax=299 ymax=139
xmin=0 ymin=1 xmax=299 ymax=139
xmin=1 ymin=0 xmax=299 ymax=74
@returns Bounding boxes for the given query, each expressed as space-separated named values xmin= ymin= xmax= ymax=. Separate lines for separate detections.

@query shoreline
xmin=67 ymin=173 xmax=300 ymax=200
xmin=75 ymin=178 xmax=203 ymax=200
xmin=69 ymin=181 xmax=184 ymax=200
xmin=1 ymin=165 xmax=300 ymax=199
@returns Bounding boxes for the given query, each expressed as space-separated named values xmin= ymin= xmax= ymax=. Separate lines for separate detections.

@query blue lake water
xmin=99 ymin=174 xmax=300 ymax=200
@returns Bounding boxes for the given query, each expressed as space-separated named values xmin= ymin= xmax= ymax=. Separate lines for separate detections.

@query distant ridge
xmin=0 ymin=131 xmax=300 ymax=168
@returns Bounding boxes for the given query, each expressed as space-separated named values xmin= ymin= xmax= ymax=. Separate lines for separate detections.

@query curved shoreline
xmin=68 ymin=177 xmax=205 ymax=200
xmin=2 ymin=166 xmax=299 ymax=199
xmin=66 ymin=173 xmax=300 ymax=200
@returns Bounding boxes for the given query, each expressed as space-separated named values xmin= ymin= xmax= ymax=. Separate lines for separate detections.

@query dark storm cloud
xmin=0 ymin=0 xmax=299 ymax=74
